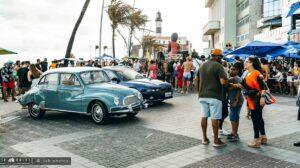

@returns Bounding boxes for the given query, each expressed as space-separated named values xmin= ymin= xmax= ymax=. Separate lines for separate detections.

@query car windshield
xmin=80 ymin=71 xmax=110 ymax=84
xmin=116 ymin=69 xmax=145 ymax=81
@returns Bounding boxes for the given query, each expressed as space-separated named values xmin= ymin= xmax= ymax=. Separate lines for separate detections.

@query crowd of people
xmin=0 ymin=52 xmax=300 ymax=147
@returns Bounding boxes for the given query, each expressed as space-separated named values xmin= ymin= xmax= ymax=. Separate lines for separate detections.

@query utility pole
xmin=128 ymin=0 xmax=136 ymax=57
xmin=99 ymin=0 xmax=105 ymax=57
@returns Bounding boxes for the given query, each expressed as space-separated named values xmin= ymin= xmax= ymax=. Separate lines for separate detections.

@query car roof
xmin=43 ymin=67 xmax=101 ymax=75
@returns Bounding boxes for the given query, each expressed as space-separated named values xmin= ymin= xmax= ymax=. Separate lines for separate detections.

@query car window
xmin=38 ymin=75 xmax=47 ymax=85
xmin=80 ymin=71 xmax=110 ymax=85
xmin=45 ymin=73 xmax=59 ymax=86
xmin=60 ymin=73 xmax=81 ymax=86
xmin=105 ymin=70 xmax=118 ymax=79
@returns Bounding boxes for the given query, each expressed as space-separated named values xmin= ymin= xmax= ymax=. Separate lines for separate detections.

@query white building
xmin=203 ymin=0 xmax=237 ymax=54
xmin=254 ymin=0 xmax=300 ymax=43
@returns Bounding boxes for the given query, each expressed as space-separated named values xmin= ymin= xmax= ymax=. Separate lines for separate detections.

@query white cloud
xmin=0 ymin=0 xmax=207 ymax=63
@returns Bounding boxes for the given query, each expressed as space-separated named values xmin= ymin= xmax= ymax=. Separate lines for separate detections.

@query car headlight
xmin=114 ymin=97 xmax=120 ymax=105
xmin=136 ymin=92 xmax=143 ymax=100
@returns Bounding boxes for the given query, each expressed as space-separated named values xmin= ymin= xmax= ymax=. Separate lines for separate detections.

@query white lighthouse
xmin=155 ymin=11 xmax=162 ymax=37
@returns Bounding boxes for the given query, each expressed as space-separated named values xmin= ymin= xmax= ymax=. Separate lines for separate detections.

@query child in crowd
xmin=227 ymin=63 xmax=244 ymax=142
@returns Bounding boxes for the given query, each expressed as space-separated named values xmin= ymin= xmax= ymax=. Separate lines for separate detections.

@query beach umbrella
xmin=268 ymin=41 xmax=300 ymax=59
xmin=0 ymin=47 xmax=17 ymax=55
xmin=226 ymin=41 xmax=284 ymax=57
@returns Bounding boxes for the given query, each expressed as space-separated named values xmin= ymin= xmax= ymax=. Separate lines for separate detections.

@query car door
xmin=58 ymin=73 xmax=83 ymax=112
xmin=41 ymin=73 xmax=59 ymax=109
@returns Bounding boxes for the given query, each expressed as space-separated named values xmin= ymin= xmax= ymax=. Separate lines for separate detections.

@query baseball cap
xmin=211 ymin=49 xmax=222 ymax=56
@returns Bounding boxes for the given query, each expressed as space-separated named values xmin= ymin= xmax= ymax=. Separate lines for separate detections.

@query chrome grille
xmin=124 ymin=95 xmax=140 ymax=106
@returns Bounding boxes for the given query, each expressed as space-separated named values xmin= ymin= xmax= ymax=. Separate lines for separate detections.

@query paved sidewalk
xmin=0 ymin=94 xmax=299 ymax=168
xmin=0 ymin=100 xmax=21 ymax=117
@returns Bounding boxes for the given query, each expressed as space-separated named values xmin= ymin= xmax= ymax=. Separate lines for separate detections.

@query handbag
xmin=264 ymin=92 xmax=276 ymax=105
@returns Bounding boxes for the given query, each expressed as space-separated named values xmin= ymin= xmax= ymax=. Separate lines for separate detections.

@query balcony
xmin=203 ymin=20 xmax=220 ymax=36
xmin=205 ymin=0 xmax=214 ymax=8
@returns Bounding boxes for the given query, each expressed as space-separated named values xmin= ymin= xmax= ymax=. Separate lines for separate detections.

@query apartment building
xmin=254 ymin=0 xmax=300 ymax=43
xmin=236 ymin=0 xmax=263 ymax=47
xmin=203 ymin=0 xmax=237 ymax=54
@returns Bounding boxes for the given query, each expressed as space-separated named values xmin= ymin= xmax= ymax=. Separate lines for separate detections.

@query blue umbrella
xmin=287 ymin=1 xmax=300 ymax=17
xmin=226 ymin=41 xmax=284 ymax=57
xmin=268 ymin=41 xmax=300 ymax=59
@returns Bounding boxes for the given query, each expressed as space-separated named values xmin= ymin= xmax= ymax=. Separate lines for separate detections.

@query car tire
xmin=91 ymin=101 xmax=108 ymax=124
xmin=28 ymin=103 xmax=46 ymax=119
xmin=126 ymin=112 xmax=138 ymax=118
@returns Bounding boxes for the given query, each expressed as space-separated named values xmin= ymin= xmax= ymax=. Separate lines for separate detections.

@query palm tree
xmin=128 ymin=9 xmax=148 ymax=57
xmin=142 ymin=35 xmax=156 ymax=56
xmin=107 ymin=0 xmax=131 ymax=58
xmin=65 ymin=0 xmax=90 ymax=62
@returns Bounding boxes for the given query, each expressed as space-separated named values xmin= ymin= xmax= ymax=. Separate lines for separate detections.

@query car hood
xmin=86 ymin=83 xmax=137 ymax=96
xmin=126 ymin=78 xmax=170 ymax=87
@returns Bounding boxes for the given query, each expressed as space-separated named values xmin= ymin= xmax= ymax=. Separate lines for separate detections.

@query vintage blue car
xmin=19 ymin=67 xmax=144 ymax=124
xmin=102 ymin=67 xmax=173 ymax=105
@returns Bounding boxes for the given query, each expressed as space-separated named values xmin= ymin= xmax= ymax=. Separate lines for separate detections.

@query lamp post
xmin=99 ymin=0 xmax=105 ymax=57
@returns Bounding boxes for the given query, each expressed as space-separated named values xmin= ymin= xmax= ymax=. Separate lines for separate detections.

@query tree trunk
xmin=65 ymin=0 xmax=90 ymax=63
xmin=128 ymin=28 xmax=134 ymax=58
xmin=112 ymin=28 xmax=116 ymax=58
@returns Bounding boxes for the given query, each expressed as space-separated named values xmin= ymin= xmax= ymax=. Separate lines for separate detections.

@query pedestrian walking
xmin=182 ymin=56 xmax=194 ymax=94
xmin=148 ymin=60 xmax=158 ymax=79
xmin=17 ymin=62 xmax=31 ymax=94
xmin=227 ymin=63 xmax=244 ymax=142
xmin=176 ymin=60 xmax=184 ymax=93
xmin=41 ymin=58 xmax=48 ymax=72
xmin=243 ymin=56 xmax=268 ymax=148
xmin=195 ymin=49 xmax=228 ymax=147
xmin=218 ymin=61 xmax=229 ymax=136
xmin=36 ymin=59 xmax=42 ymax=71
xmin=1 ymin=62 xmax=17 ymax=102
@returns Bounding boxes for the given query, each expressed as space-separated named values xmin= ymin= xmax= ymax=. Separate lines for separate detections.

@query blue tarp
xmin=287 ymin=1 xmax=300 ymax=17
xmin=226 ymin=41 xmax=284 ymax=57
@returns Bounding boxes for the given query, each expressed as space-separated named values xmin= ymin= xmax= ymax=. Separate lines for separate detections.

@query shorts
xmin=183 ymin=72 xmax=191 ymax=81
xmin=2 ymin=81 xmax=15 ymax=90
xmin=229 ymin=106 xmax=242 ymax=122
xmin=199 ymin=98 xmax=222 ymax=120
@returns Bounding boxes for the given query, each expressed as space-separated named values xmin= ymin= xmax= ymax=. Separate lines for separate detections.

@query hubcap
xmin=29 ymin=104 xmax=40 ymax=117
xmin=92 ymin=104 xmax=103 ymax=122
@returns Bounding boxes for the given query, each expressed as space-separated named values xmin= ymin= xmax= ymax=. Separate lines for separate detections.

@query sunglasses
xmin=226 ymin=45 xmax=232 ymax=47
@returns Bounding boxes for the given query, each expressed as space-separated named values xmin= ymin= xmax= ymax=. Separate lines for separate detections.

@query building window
xmin=237 ymin=15 xmax=250 ymax=27
xmin=237 ymin=34 xmax=249 ymax=43
xmin=237 ymin=0 xmax=249 ymax=13
xmin=263 ymin=0 xmax=281 ymax=18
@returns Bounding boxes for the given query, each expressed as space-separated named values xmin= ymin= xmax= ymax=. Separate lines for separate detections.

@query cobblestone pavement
xmin=0 ymin=93 xmax=300 ymax=168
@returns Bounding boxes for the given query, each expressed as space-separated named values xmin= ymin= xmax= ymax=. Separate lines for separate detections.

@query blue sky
xmin=0 ymin=0 xmax=207 ymax=63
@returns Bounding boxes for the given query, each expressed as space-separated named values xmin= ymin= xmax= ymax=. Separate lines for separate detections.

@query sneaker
xmin=294 ymin=142 xmax=300 ymax=147
xmin=213 ymin=138 xmax=226 ymax=148
xmin=219 ymin=129 xmax=229 ymax=136
xmin=228 ymin=134 xmax=239 ymax=142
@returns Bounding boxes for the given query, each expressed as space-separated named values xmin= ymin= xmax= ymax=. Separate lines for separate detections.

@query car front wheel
xmin=28 ymin=103 xmax=45 ymax=119
xmin=91 ymin=102 xmax=108 ymax=124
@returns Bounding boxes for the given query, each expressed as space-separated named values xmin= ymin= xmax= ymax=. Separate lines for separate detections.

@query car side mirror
xmin=111 ymin=77 xmax=120 ymax=84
